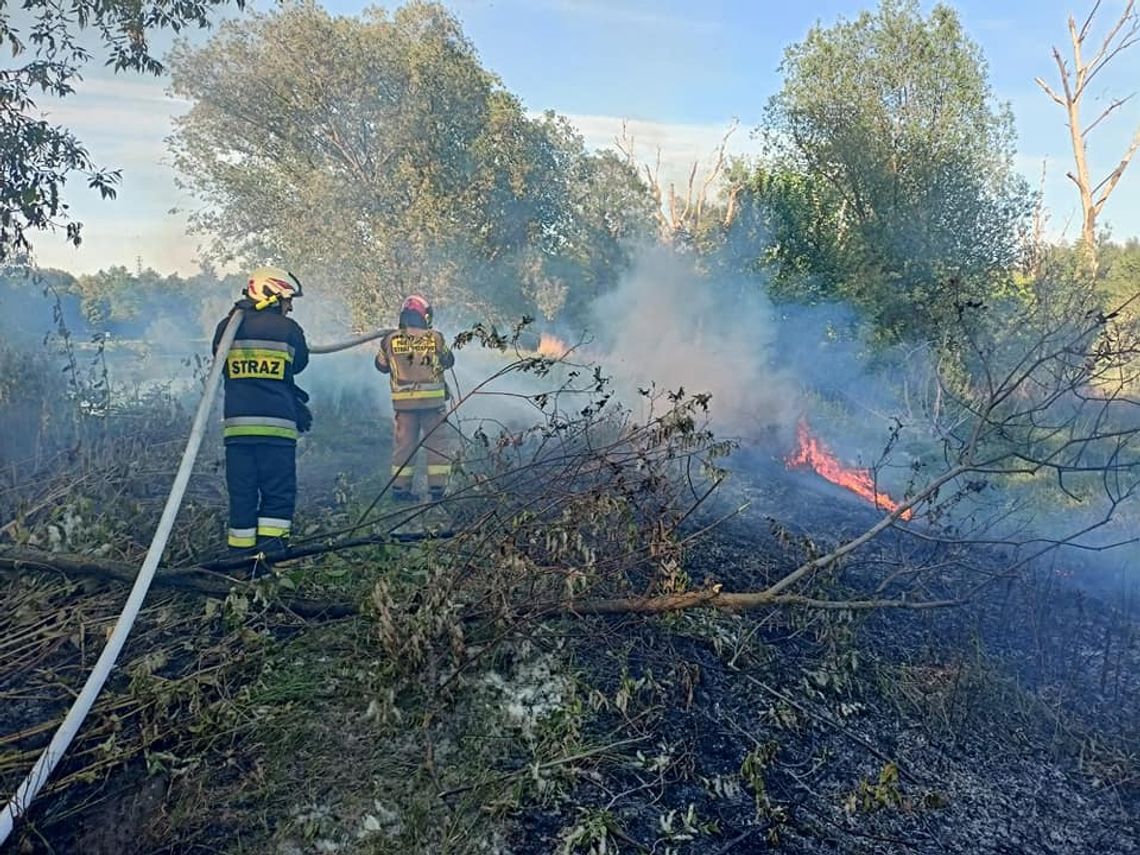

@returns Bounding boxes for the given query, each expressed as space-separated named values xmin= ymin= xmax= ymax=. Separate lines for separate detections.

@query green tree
xmin=74 ymin=266 xmax=140 ymax=325
xmin=0 ymin=0 xmax=242 ymax=263
xmin=168 ymin=1 xmax=653 ymax=327
xmin=719 ymin=160 xmax=846 ymax=303
xmin=1096 ymin=238 xmax=1140 ymax=388
xmin=754 ymin=0 xmax=1032 ymax=342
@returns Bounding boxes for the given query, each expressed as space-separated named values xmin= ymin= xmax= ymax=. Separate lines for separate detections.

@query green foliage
xmin=844 ymin=761 xmax=903 ymax=814
xmin=739 ymin=0 xmax=1032 ymax=344
xmin=1097 ymin=238 xmax=1140 ymax=324
xmin=73 ymin=265 xmax=161 ymax=325
xmin=558 ymin=807 xmax=621 ymax=854
xmin=0 ymin=0 xmax=242 ymax=262
xmin=168 ymin=1 xmax=655 ymax=328
xmin=72 ymin=263 xmax=241 ymax=332
xmin=721 ymin=160 xmax=847 ymax=302
xmin=1 ymin=262 xmax=244 ymax=340
xmin=737 ymin=740 xmax=789 ymax=844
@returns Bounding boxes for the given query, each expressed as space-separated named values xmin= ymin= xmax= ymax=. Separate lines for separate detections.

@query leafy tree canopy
xmin=168 ymin=0 xmax=656 ymax=328
xmin=738 ymin=0 xmax=1033 ymax=344
xmin=0 ymin=0 xmax=242 ymax=263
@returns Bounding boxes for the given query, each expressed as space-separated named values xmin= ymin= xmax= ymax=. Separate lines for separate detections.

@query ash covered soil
xmin=3 ymin=447 xmax=1138 ymax=855
xmin=503 ymin=454 xmax=1140 ymax=854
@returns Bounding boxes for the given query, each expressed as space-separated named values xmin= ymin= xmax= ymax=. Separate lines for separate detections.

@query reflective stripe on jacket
xmin=222 ymin=416 xmax=299 ymax=441
xmin=212 ymin=300 xmax=309 ymax=443
xmin=375 ymin=327 xmax=454 ymax=411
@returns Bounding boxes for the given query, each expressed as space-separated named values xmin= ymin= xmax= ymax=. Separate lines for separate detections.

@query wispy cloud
xmin=22 ymin=75 xmax=199 ymax=274
xmin=32 ymin=212 xmax=203 ymax=276
xmin=71 ymin=75 xmax=191 ymax=106
xmin=36 ymin=102 xmax=180 ymax=138
xmin=554 ymin=112 xmax=764 ymax=196
xmin=34 ymin=74 xmax=188 ymax=139
xmin=469 ymin=0 xmax=721 ymax=33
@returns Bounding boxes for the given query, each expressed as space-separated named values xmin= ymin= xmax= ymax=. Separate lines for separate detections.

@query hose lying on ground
xmin=0 ymin=323 xmax=420 ymax=842
xmin=0 ymin=310 xmax=246 ymax=845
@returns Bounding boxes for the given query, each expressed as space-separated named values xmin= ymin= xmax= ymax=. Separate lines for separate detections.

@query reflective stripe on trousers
xmin=391 ymin=409 xmax=454 ymax=490
xmin=257 ymin=517 xmax=292 ymax=538
xmin=225 ymin=444 xmax=297 ymax=548
xmin=390 ymin=383 xmax=446 ymax=402
xmin=228 ymin=527 xmax=257 ymax=548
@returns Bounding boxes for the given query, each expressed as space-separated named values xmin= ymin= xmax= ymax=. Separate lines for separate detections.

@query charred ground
xmin=2 ymin=423 xmax=1137 ymax=854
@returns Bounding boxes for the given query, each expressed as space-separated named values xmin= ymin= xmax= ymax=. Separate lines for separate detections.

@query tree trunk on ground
xmin=0 ymin=548 xmax=357 ymax=619
xmin=1 ymin=548 xmax=960 ymax=623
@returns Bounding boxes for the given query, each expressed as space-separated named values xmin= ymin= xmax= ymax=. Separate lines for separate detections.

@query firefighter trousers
xmin=225 ymin=442 xmax=297 ymax=549
xmin=391 ymin=408 xmax=453 ymax=493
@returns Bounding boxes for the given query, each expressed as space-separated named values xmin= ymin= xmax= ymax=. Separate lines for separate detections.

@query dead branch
xmin=558 ymin=589 xmax=961 ymax=616
xmin=1035 ymin=0 xmax=1140 ymax=266
xmin=2 ymin=546 xmax=960 ymax=625
xmin=0 ymin=548 xmax=357 ymax=619
xmin=615 ymin=117 xmax=740 ymax=242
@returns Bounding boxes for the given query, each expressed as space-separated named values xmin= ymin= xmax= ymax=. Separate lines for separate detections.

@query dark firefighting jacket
xmin=374 ymin=326 xmax=454 ymax=411
xmin=212 ymin=299 xmax=309 ymax=443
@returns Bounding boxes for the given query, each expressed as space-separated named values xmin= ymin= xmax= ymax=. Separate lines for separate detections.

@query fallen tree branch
xmin=2 ymin=547 xmax=962 ymax=623
xmin=0 ymin=548 xmax=356 ymax=620
xmin=555 ymin=589 xmax=962 ymax=616
xmin=197 ymin=528 xmax=455 ymax=571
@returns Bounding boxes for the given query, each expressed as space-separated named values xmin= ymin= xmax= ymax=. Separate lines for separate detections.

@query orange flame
xmin=536 ymin=332 xmax=570 ymax=359
xmin=786 ymin=419 xmax=913 ymax=521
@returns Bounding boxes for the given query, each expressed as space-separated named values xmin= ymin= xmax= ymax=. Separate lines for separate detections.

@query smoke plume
xmin=585 ymin=245 xmax=803 ymax=442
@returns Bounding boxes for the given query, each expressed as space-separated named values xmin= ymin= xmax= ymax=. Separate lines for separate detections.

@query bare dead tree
xmin=1035 ymin=0 xmax=1140 ymax=274
xmin=615 ymin=119 xmax=743 ymax=245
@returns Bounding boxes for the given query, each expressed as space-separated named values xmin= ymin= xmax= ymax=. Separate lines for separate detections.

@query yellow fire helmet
xmin=245 ymin=267 xmax=303 ymax=310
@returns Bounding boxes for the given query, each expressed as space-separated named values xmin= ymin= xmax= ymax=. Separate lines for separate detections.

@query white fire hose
xmin=0 ymin=321 xmax=393 ymax=845
xmin=308 ymin=328 xmax=393 ymax=354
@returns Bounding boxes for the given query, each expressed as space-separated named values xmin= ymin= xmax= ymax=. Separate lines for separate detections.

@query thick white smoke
xmin=585 ymin=245 xmax=803 ymax=441
xmin=297 ymin=245 xmax=807 ymax=445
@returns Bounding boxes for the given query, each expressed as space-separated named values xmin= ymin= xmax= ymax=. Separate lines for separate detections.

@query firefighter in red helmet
xmin=374 ymin=295 xmax=456 ymax=502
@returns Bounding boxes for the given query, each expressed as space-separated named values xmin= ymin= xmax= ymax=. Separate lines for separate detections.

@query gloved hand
xmin=293 ymin=384 xmax=313 ymax=433
xmin=296 ymin=400 xmax=313 ymax=433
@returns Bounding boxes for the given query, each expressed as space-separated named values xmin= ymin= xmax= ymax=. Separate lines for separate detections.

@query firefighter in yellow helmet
xmin=212 ymin=267 xmax=310 ymax=558
xmin=374 ymin=295 xmax=455 ymax=502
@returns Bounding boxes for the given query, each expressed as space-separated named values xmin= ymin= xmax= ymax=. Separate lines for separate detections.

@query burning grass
xmin=786 ymin=418 xmax=913 ymax=521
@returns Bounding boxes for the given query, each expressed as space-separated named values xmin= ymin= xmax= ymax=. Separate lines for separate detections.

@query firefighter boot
xmin=228 ymin=545 xmax=257 ymax=566
xmin=257 ymin=535 xmax=290 ymax=555
xmin=251 ymin=536 xmax=288 ymax=579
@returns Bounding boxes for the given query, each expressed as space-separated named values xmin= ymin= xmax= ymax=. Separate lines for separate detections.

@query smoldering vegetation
xmin=3 ymin=237 xmax=1139 ymax=855
xmin=3 ymin=0 xmax=1140 ymax=852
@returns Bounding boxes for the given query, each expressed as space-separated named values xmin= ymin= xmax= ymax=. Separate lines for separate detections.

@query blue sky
xmin=25 ymin=0 xmax=1140 ymax=274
